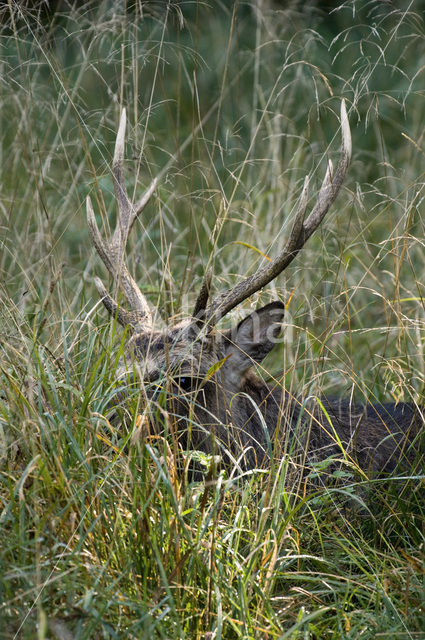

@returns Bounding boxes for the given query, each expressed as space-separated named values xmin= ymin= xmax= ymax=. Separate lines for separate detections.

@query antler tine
xmin=111 ymin=108 xmax=131 ymax=237
xmin=134 ymin=176 xmax=158 ymax=217
xmin=111 ymin=109 xmax=157 ymax=254
xmin=87 ymin=108 xmax=155 ymax=331
xmin=93 ymin=276 xmax=137 ymax=329
xmin=87 ymin=194 xmax=152 ymax=331
xmin=280 ymin=174 xmax=309 ymax=256
xmin=205 ymin=99 xmax=351 ymax=325
xmin=302 ymin=99 xmax=351 ymax=241
xmin=192 ymin=268 xmax=213 ymax=318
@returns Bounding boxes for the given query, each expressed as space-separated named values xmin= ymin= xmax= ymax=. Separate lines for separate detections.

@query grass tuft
xmin=1 ymin=1 xmax=424 ymax=638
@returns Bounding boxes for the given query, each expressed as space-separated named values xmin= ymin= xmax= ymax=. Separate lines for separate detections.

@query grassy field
xmin=1 ymin=1 xmax=424 ymax=638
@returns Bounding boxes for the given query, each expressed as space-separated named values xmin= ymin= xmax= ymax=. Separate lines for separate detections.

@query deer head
xmin=87 ymin=102 xmax=351 ymax=464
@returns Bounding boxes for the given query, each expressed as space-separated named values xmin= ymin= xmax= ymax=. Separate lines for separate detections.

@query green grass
xmin=1 ymin=1 xmax=424 ymax=638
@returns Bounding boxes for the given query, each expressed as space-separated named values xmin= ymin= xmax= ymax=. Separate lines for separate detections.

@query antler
xmin=87 ymin=108 xmax=157 ymax=332
xmin=200 ymin=100 xmax=352 ymax=325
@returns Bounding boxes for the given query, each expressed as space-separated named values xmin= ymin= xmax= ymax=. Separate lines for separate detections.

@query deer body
xmin=124 ymin=302 xmax=420 ymax=474
xmin=88 ymin=102 xmax=423 ymax=476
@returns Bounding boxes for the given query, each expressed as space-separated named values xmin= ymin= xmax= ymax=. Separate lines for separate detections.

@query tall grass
xmin=0 ymin=1 xmax=424 ymax=638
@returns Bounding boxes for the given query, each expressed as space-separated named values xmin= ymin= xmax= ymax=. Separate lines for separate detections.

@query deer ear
xmin=225 ymin=301 xmax=285 ymax=368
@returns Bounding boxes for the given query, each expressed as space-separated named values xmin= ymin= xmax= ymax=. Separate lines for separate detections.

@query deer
xmin=86 ymin=101 xmax=423 ymax=478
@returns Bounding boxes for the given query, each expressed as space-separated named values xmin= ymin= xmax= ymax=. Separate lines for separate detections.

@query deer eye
xmin=174 ymin=376 xmax=194 ymax=392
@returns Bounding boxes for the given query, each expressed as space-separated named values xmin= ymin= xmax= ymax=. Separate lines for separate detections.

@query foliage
xmin=0 ymin=1 xmax=424 ymax=638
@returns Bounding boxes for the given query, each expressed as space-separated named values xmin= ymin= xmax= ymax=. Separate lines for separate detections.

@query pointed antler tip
xmin=86 ymin=194 xmax=95 ymax=221
xmin=119 ymin=107 xmax=127 ymax=129
xmin=114 ymin=109 xmax=127 ymax=161
xmin=340 ymin=99 xmax=352 ymax=160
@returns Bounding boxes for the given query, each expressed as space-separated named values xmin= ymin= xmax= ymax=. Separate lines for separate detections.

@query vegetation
xmin=0 ymin=1 xmax=424 ymax=638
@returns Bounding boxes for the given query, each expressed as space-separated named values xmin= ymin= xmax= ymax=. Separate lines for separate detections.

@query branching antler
xmin=88 ymin=102 xmax=350 ymax=333
xmin=200 ymin=100 xmax=352 ymax=325
xmin=87 ymin=108 xmax=157 ymax=331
